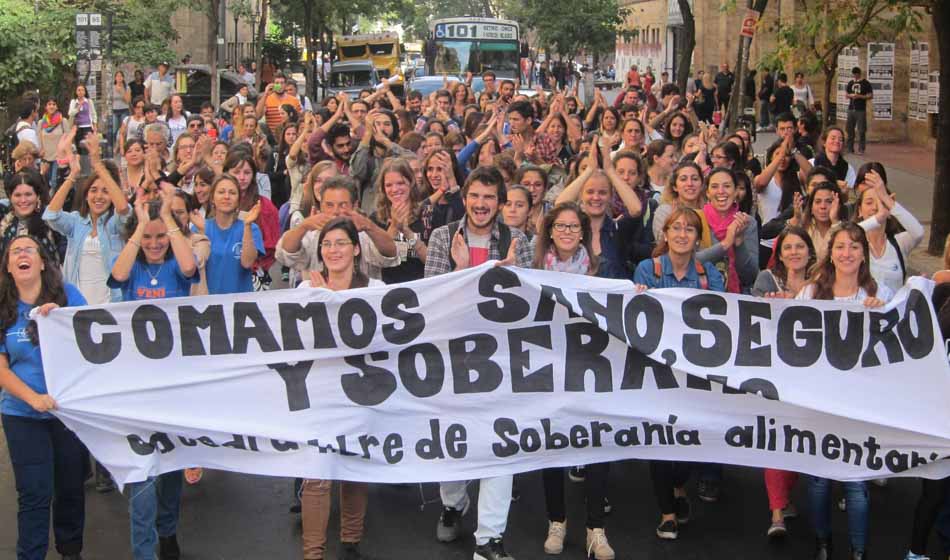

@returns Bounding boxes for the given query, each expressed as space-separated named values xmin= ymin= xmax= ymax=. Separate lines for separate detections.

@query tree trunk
xmin=675 ymin=0 xmax=696 ymax=94
xmin=255 ymin=0 xmax=269 ymax=92
xmin=929 ymin=0 xmax=950 ymax=254
xmin=302 ymin=0 xmax=314 ymax=100
xmin=209 ymin=0 xmax=220 ymax=108
xmin=823 ymin=68 xmax=835 ymax=128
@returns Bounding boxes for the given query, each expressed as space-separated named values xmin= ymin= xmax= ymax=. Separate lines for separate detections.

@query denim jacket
xmin=42 ymin=208 xmax=129 ymax=302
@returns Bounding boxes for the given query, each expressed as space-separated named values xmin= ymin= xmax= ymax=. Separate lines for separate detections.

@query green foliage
xmin=262 ymin=31 xmax=301 ymax=64
xmin=767 ymin=0 xmax=922 ymax=75
xmin=505 ymin=0 xmax=629 ymax=59
xmin=0 ymin=0 xmax=178 ymax=105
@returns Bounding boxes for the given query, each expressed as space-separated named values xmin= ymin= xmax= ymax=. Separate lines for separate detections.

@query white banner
xmin=37 ymin=266 xmax=950 ymax=488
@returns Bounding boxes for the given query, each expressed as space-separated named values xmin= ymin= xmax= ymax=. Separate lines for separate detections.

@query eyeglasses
xmin=10 ymin=247 xmax=38 ymax=256
xmin=188 ymin=123 xmax=202 ymax=129
xmin=320 ymin=240 xmax=354 ymax=250
xmin=668 ymin=224 xmax=698 ymax=235
xmin=552 ymin=223 xmax=582 ymax=233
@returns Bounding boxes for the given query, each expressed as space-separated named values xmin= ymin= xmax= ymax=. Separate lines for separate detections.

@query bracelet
xmin=130 ymin=239 xmax=141 ymax=247
xmin=167 ymin=227 xmax=181 ymax=234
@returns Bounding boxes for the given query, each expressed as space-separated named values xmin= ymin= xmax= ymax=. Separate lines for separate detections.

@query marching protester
xmin=0 ymin=235 xmax=89 ymax=560
xmin=797 ymin=222 xmax=893 ymax=560
xmin=297 ymin=217 xmax=381 ymax=560
xmin=109 ymin=187 xmax=198 ymax=560
xmin=199 ymin=174 xmax=264 ymax=294
xmin=1 ymin=170 xmax=61 ymax=259
xmin=370 ymin=158 xmax=428 ymax=283
xmin=425 ymin=166 xmax=531 ymax=560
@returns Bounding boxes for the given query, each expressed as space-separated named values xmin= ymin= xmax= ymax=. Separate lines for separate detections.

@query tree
xmin=767 ymin=0 xmax=920 ymax=128
xmin=506 ymin=0 xmax=630 ymax=64
xmin=0 ymin=0 xmax=178 ymax=106
xmin=674 ymin=0 xmax=696 ymax=94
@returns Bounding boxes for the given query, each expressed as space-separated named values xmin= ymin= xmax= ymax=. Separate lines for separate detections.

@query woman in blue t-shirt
xmin=108 ymin=185 xmax=197 ymax=560
xmin=0 ymin=234 xmax=88 ymax=560
xmin=109 ymin=185 xmax=198 ymax=301
xmin=203 ymin=174 xmax=264 ymax=294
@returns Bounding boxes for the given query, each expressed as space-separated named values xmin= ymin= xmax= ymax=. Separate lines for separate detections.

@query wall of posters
xmin=929 ymin=71 xmax=940 ymax=114
xmin=866 ymin=42 xmax=894 ymax=120
xmin=910 ymin=42 xmax=930 ymax=121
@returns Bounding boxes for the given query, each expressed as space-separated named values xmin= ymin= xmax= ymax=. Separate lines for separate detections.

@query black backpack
xmin=1 ymin=121 xmax=24 ymax=173
xmin=446 ymin=219 xmax=512 ymax=271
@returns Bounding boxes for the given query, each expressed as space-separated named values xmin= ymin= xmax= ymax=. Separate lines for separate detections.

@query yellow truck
xmin=336 ymin=32 xmax=404 ymax=94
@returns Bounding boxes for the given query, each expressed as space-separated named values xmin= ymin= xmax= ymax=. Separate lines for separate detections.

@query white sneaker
xmin=586 ymin=528 xmax=615 ymax=560
xmin=544 ymin=521 xmax=566 ymax=554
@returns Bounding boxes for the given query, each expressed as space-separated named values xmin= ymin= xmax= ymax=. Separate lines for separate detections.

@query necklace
xmin=146 ymin=262 xmax=164 ymax=286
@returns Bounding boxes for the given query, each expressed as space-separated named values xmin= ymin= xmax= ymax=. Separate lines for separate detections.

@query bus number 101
xmin=436 ymin=24 xmax=479 ymax=39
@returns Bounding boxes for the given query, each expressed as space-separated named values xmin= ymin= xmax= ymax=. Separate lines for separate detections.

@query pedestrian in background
xmin=846 ymin=67 xmax=873 ymax=155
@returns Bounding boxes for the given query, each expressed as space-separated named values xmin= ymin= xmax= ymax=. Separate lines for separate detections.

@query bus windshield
xmin=433 ymin=40 xmax=519 ymax=76
xmin=340 ymin=45 xmax=368 ymax=58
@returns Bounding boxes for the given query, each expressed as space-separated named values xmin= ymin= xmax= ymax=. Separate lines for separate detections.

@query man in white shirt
xmin=145 ymin=62 xmax=175 ymax=106
xmin=13 ymin=102 xmax=39 ymax=148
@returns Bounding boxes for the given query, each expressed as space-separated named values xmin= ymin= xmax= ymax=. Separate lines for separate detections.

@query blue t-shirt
xmin=205 ymin=218 xmax=264 ymax=294
xmin=0 ymin=283 xmax=87 ymax=419
xmin=633 ymin=255 xmax=726 ymax=292
xmin=107 ymin=257 xmax=198 ymax=301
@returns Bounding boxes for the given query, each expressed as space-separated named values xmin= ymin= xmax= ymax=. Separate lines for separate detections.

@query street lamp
xmin=250 ymin=0 xmax=260 ymax=67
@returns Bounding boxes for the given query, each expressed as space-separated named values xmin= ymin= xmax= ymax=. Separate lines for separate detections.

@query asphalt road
xmin=0 ymin=88 xmax=943 ymax=560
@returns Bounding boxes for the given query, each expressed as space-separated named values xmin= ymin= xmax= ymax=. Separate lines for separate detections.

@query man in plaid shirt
xmin=505 ymin=100 xmax=560 ymax=165
xmin=423 ymin=166 xmax=531 ymax=560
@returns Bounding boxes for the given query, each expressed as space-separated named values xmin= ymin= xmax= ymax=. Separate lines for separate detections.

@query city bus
xmin=424 ymin=17 xmax=521 ymax=80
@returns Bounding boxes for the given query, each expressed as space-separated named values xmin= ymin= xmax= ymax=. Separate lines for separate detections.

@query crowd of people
xmin=0 ymin=66 xmax=948 ymax=560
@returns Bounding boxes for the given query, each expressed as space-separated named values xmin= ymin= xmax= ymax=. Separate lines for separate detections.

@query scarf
xmin=40 ymin=112 xmax=63 ymax=133
xmin=543 ymin=244 xmax=591 ymax=275
xmin=813 ymin=150 xmax=849 ymax=183
xmin=703 ymin=203 xmax=740 ymax=293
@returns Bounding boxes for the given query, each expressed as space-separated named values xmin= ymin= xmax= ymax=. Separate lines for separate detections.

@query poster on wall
xmin=836 ymin=46 xmax=861 ymax=121
xmin=917 ymin=43 xmax=930 ymax=120
xmin=910 ymin=44 xmax=921 ymax=120
xmin=866 ymin=42 xmax=894 ymax=120
xmin=929 ymin=72 xmax=940 ymax=114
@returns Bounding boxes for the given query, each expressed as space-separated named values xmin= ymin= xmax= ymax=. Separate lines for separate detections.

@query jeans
xmin=2 ymin=414 xmax=87 ymax=559
xmin=543 ymin=463 xmax=609 ymax=529
xmin=112 ymin=109 xmax=129 ymax=150
xmin=938 ymin=492 xmax=950 ymax=552
xmin=910 ymin=477 xmax=950 ymax=555
xmin=846 ymin=109 xmax=867 ymax=151
xmin=127 ymin=471 xmax=183 ymax=560
xmin=440 ymin=476 xmax=512 ymax=545
xmin=808 ymin=476 xmax=868 ymax=551
xmin=759 ymin=100 xmax=771 ymax=128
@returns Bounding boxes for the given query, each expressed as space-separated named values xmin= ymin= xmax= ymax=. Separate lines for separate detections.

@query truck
xmin=336 ymin=32 xmax=404 ymax=95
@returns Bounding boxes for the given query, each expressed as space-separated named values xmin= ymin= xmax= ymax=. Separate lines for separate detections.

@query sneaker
xmin=586 ymin=528 xmax=615 ymax=560
xmin=511 ymin=488 xmax=521 ymax=503
xmin=289 ymin=502 xmax=302 ymax=514
xmin=697 ymin=479 xmax=720 ymax=503
xmin=568 ymin=466 xmax=586 ymax=482
xmin=674 ymin=496 xmax=691 ymax=525
xmin=281 ymin=270 xmax=290 ymax=282
xmin=544 ymin=521 xmax=566 ymax=554
xmin=837 ymin=497 xmax=847 ymax=511
xmin=159 ymin=534 xmax=181 ymax=560
xmin=782 ymin=503 xmax=798 ymax=519
xmin=767 ymin=520 xmax=787 ymax=539
xmin=603 ymin=496 xmax=612 ymax=515
xmin=904 ymin=551 xmax=930 ymax=560
xmin=437 ymin=504 xmax=468 ymax=542
xmin=871 ymin=478 xmax=888 ymax=487
xmin=656 ymin=519 xmax=678 ymax=540
xmin=850 ymin=548 xmax=866 ymax=560
xmin=815 ymin=538 xmax=832 ymax=560
xmin=340 ymin=542 xmax=363 ymax=560
xmin=474 ymin=538 xmax=514 ymax=560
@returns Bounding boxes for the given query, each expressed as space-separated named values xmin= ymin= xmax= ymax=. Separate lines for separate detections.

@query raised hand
xmin=307 ymin=270 xmax=328 ymax=289
xmin=450 ymin=229 xmax=470 ymax=270
xmin=243 ymin=201 xmax=261 ymax=224
xmin=494 ymin=237 xmax=520 ymax=268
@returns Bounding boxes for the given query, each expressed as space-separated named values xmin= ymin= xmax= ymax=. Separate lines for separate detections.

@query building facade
xmin=615 ymin=0 xmax=939 ymax=148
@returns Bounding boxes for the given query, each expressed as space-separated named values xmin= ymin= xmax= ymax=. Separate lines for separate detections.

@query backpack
xmin=886 ymin=234 xmax=907 ymax=282
xmin=653 ymin=256 xmax=708 ymax=290
xmin=1 ymin=121 xmax=26 ymax=172
xmin=446 ymin=219 xmax=511 ymax=271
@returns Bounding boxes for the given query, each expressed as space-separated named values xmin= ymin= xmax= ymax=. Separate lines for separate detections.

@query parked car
xmin=176 ymin=64 xmax=258 ymax=114
xmin=327 ymin=61 xmax=379 ymax=99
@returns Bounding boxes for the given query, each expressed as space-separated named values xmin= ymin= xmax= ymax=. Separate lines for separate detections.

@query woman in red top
xmin=223 ymin=149 xmax=280 ymax=290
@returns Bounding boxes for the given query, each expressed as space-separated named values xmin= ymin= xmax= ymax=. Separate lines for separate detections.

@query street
xmin=0 ymin=444 xmax=941 ymax=559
